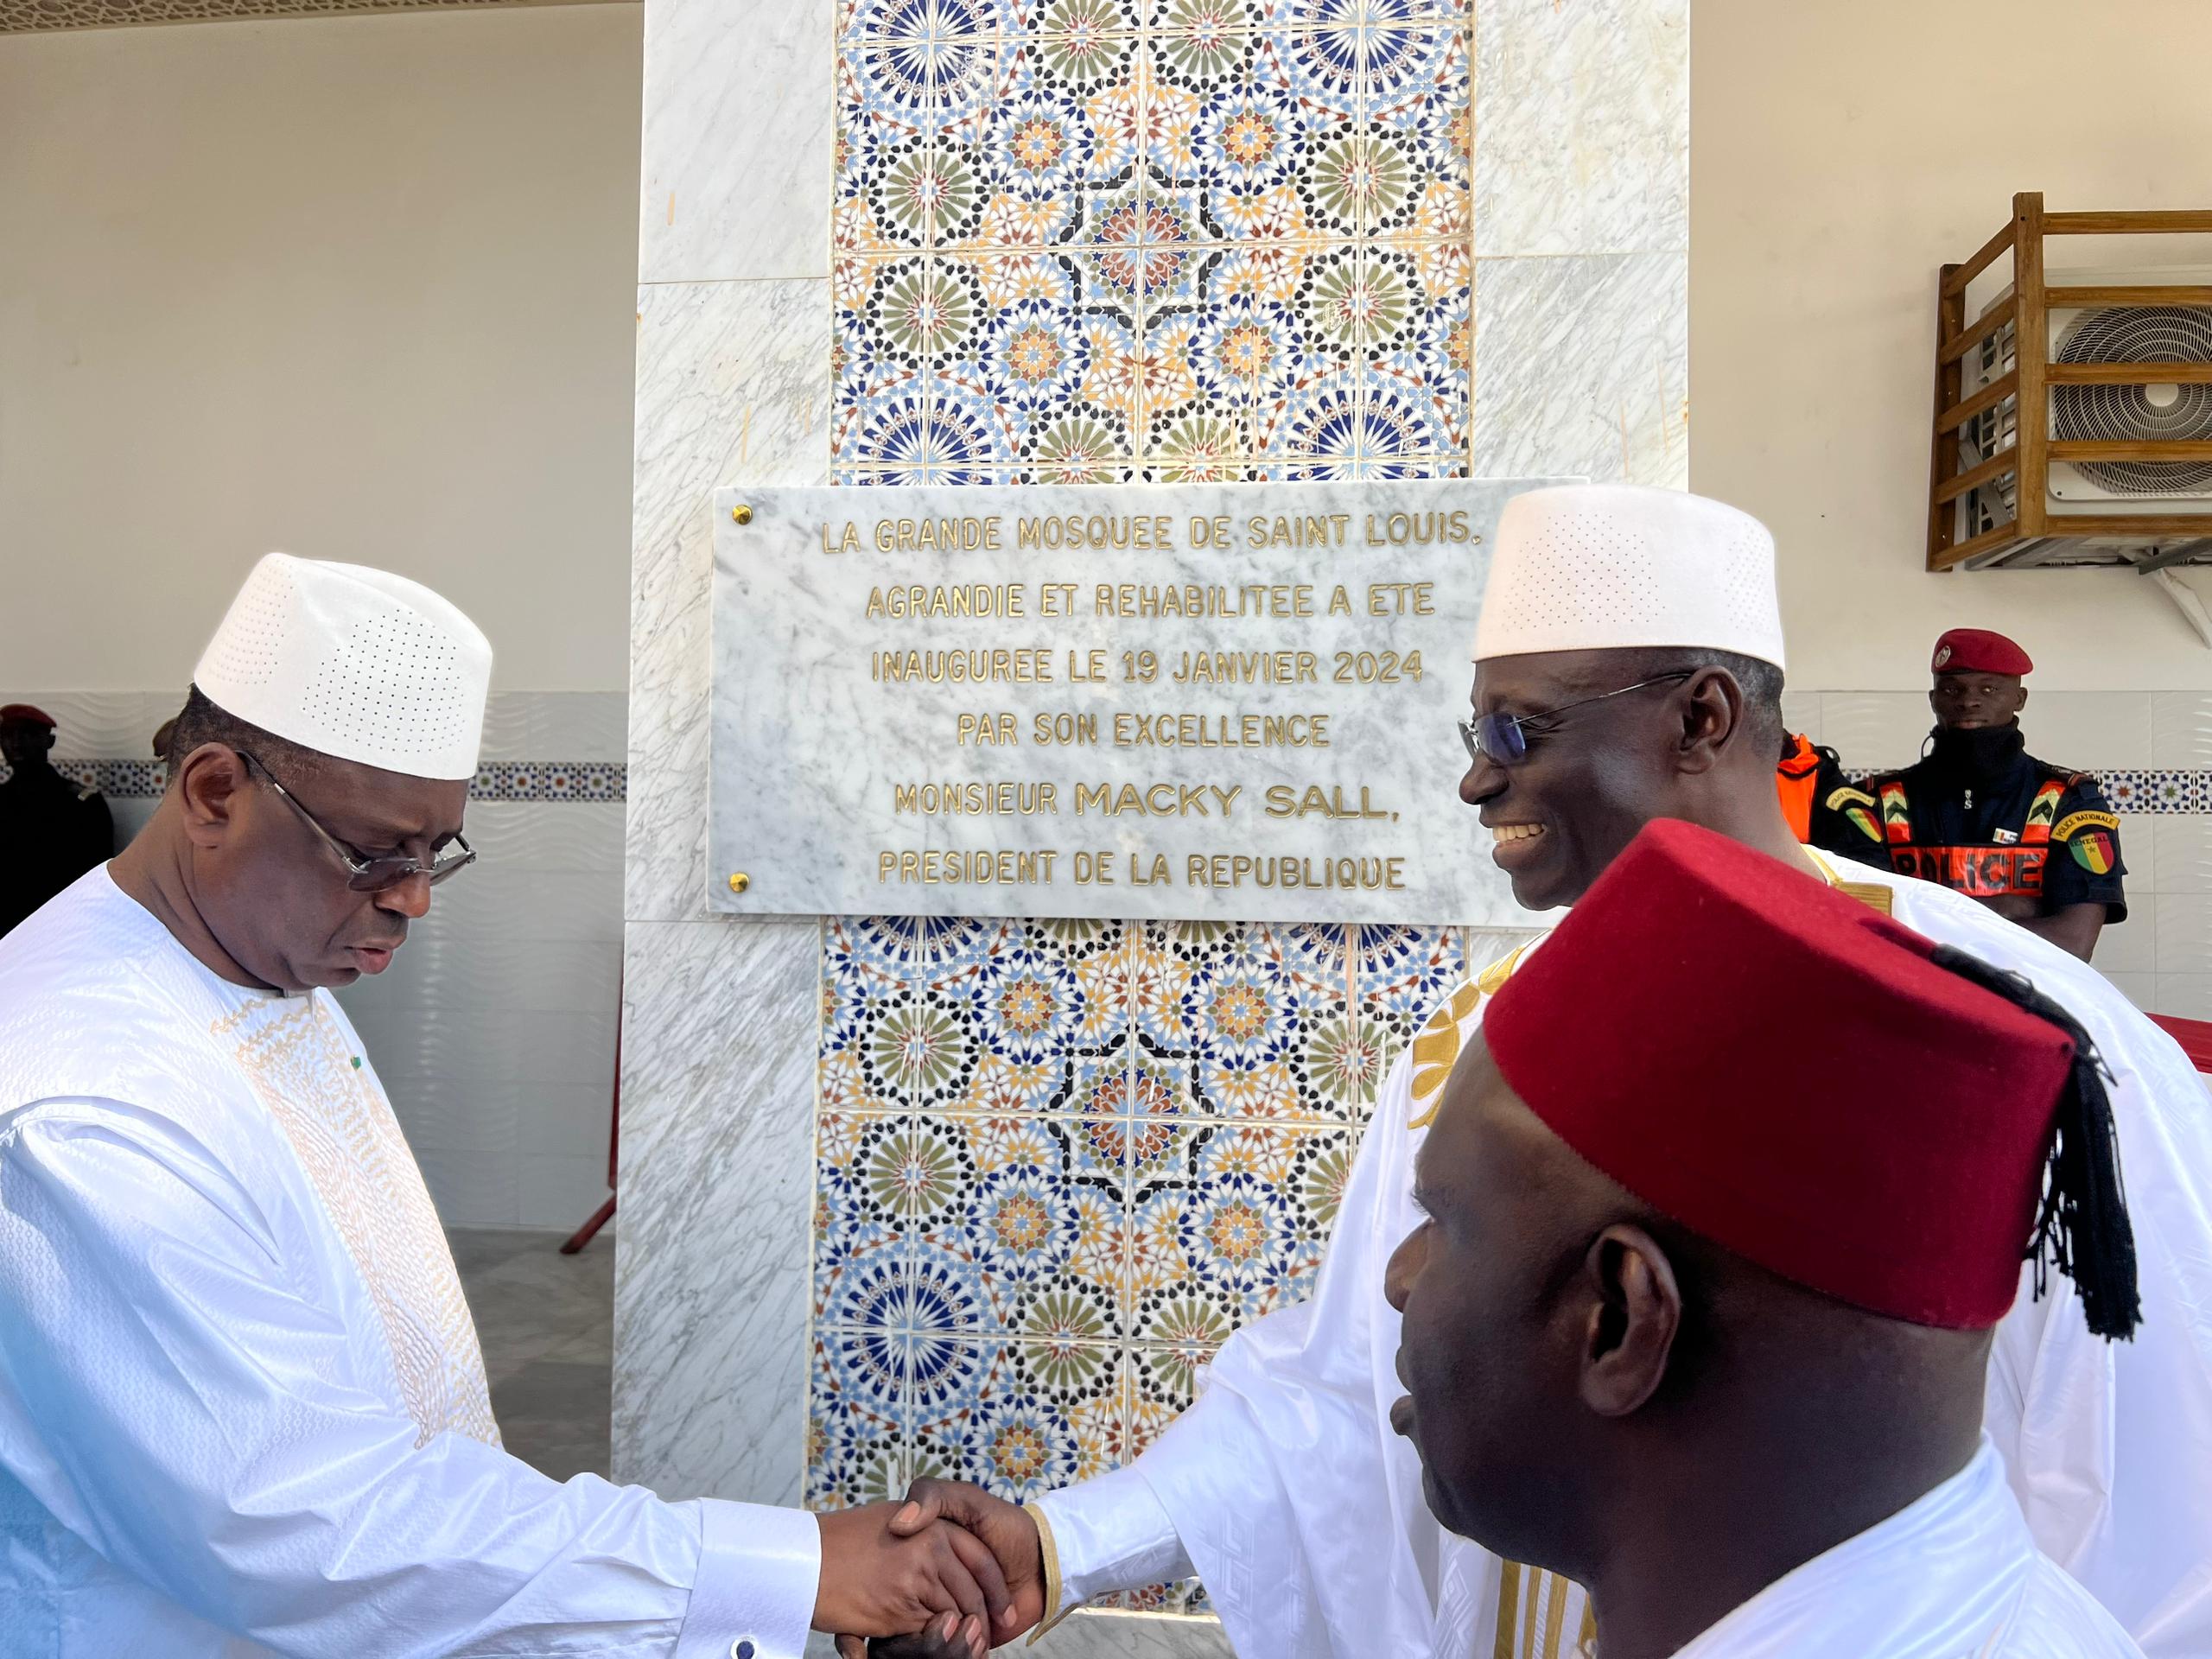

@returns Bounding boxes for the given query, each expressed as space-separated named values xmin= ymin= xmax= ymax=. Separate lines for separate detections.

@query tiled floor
xmin=449 ymin=1227 xmax=614 ymax=1480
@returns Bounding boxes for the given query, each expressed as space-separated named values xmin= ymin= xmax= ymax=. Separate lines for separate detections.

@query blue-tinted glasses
xmin=1458 ymin=671 xmax=1695 ymax=767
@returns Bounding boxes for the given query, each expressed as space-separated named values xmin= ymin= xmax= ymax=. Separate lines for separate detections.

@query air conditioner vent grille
xmin=2052 ymin=305 xmax=2212 ymax=492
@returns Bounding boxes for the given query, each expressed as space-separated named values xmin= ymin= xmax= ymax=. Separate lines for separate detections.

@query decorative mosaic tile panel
xmin=810 ymin=918 xmax=1457 ymax=1617
xmin=830 ymin=0 xmax=1474 ymax=484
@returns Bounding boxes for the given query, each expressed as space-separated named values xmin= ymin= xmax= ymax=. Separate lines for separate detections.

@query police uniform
xmin=0 ymin=707 xmax=115 ymax=937
xmin=1827 ymin=634 xmax=2126 ymax=923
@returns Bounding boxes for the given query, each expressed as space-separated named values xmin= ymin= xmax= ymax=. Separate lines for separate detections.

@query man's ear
xmin=1675 ymin=667 xmax=1745 ymax=777
xmin=175 ymin=746 xmax=249 ymax=850
xmin=1577 ymin=1224 xmax=1683 ymax=1417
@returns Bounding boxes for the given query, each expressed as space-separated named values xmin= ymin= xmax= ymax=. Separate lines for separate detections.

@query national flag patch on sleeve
xmin=1827 ymin=786 xmax=1883 ymax=842
xmin=2071 ymin=830 xmax=2117 ymax=875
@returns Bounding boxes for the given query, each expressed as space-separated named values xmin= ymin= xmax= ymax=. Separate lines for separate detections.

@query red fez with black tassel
xmin=1484 ymin=819 xmax=2138 ymax=1338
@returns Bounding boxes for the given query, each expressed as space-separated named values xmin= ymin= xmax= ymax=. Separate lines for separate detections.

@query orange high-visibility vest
xmin=1776 ymin=734 xmax=1823 ymax=842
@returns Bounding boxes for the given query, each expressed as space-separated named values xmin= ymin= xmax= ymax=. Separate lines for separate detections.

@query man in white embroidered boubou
xmin=857 ymin=486 xmax=2212 ymax=1659
xmin=0 ymin=554 xmax=1013 ymax=1659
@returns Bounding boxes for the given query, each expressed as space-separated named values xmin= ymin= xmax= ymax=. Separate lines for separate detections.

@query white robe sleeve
xmin=0 ymin=1101 xmax=819 ymax=1659
xmin=1881 ymin=876 xmax=2212 ymax=1659
xmin=1028 ymin=1464 xmax=1192 ymax=1612
xmin=1037 ymin=976 xmax=1490 ymax=1656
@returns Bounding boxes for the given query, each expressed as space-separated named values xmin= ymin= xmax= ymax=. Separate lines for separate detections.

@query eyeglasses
xmin=238 ymin=749 xmax=477 ymax=891
xmin=1457 ymin=671 xmax=1696 ymax=768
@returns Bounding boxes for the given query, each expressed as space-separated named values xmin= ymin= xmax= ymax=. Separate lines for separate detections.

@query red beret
xmin=0 ymin=704 xmax=55 ymax=728
xmin=1484 ymin=820 xmax=2075 ymax=1330
xmin=1932 ymin=628 xmax=2032 ymax=677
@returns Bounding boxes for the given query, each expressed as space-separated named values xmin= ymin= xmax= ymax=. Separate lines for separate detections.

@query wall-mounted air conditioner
xmin=1927 ymin=195 xmax=2212 ymax=575
xmin=1959 ymin=264 xmax=2212 ymax=524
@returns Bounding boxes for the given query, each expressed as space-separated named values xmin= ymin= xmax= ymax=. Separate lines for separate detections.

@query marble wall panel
xmin=639 ymin=0 xmax=836 ymax=284
xmin=708 ymin=478 xmax=1554 ymax=926
xmin=629 ymin=279 xmax=832 ymax=925
xmin=1472 ymin=0 xmax=1690 ymax=257
xmin=1469 ymin=250 xmax=1690 ymax=488
xmin=614 ymin=916 xmax=823 ymax=1501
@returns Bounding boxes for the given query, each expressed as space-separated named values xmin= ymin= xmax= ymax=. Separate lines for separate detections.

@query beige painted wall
xmin=0 ymin=4 xmax=643 ymax=693
xmin=1690 ymin=0 xmax=2212 ymax=690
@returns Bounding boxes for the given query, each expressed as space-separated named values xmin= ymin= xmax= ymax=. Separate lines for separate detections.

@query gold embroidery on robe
xmin=219 ymin=995 xmax=499 ymax=1449
xmin=1407 ymin=948 xmax=1526 ymax=1130
xmin=1495 ymin=1567 xmax=1585 ymax=1659
xmin=1804 ymin=849 xmax=1894 ymax=917
xmin=1491 ymin=1562 xmax=1522 ymax=1659
xmin=1838 ymin=881 xmax=1894 ymax=916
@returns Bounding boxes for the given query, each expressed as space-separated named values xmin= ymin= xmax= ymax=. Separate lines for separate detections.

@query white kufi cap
xmin=1472 ymin=484 xmax=1784 ymax=671
xmin=194 ymin=554 xmax=493 ymax=780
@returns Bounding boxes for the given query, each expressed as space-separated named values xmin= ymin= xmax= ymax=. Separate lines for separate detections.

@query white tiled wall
xmin=1795 ymin=688 xmax=2212 ymax=1023
xmin=2 ymin=687 xmax=626 ymax=1230
xmin=337 ymin=693 xmax=626 ymax=1228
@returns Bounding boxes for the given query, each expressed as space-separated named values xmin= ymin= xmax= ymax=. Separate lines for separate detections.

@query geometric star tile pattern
xmin=811 ymin=917 xmax=1463 ymax=1612
xmin=831 ymin=0 xmax=1473 ymax=484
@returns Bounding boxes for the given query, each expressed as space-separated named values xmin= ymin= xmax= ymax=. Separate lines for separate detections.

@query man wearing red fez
xmin=1827 ymin=628 xmax=2125 ymax=963
xmin=857 ymin=487 xmax=2210 ymax=1659
xmin=1386 ymin=819 xmax=2140 ymax=1657
xmin=0 ymin=702 xmax=114 ymax=937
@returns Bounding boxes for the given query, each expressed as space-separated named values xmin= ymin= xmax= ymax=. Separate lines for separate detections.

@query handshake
xmin=814 ymin=1478 xmax=1052 ymax=1658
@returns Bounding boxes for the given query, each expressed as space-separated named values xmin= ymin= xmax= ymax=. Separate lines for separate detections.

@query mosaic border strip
xmin=28 ymin=759 xmax=627 ymax=803
xmin=2095 ymin=770 xmax=2212 ymax=813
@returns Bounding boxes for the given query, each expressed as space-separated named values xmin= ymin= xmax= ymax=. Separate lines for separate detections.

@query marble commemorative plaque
xmin=709 ymin=479 xmax=1566 ymax=924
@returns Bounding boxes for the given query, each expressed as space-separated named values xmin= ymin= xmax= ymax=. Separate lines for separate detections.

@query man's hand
xmin=838 ymin=1610 xmax=976 ymax=1659
xmin=833 ymin=1480 xmax=1049 ymax=1657
xmin=813 ymin=1502 xmax=1009 ymax=1659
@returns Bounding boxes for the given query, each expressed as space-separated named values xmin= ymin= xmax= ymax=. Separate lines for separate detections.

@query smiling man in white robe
xmin=864 ymin=486 xmax=2212 ymax=1659
xmin=0 ymin=555 xmax=1014 ymax=1659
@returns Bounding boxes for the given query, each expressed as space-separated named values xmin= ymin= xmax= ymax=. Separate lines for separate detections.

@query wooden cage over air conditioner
xmin=1929 ymin=192 xmax=2212 ymax=573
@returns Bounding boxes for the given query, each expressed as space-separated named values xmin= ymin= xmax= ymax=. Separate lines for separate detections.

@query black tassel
xmin=1928 ymin=944 xmax=2141 ymax=1342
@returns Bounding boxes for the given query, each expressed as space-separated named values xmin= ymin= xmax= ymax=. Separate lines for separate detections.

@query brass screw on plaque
xmin=731 ymin=504 xmax=753 ymax=524
xmin=728 ymin=872 xmax=751 ymax=894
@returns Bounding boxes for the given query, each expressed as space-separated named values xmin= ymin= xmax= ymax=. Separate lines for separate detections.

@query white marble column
xmin=616 ymin=0 xmax=833 ymax=1513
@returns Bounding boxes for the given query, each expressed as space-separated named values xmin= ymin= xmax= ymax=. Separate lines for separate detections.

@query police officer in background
xmin=1831 ymin=630 xmax=2124 ymax=962
xmin=0 ymin=703 xmax=114 ymax=937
